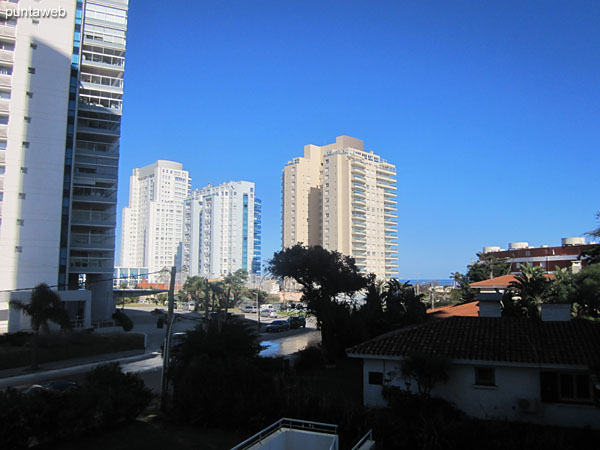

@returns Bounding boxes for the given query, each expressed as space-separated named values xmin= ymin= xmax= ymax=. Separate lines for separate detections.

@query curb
xmin=0 ymin=352 xmax=157 ymax=389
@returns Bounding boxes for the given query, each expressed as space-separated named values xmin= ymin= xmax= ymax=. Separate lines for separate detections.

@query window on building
xmin=28 ymin=67 xmax=36 ymax=74
xmin=474 ymin=367 xmax=495 ymax=386
xmin=540 ymin=372 xmax=593 ymax=403
xmin=368 ymin=371 xmax=383 ymax=385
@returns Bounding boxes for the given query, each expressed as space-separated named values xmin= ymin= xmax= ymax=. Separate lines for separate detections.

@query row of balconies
xmin=71 ymin=209 xmax=116 ymax=226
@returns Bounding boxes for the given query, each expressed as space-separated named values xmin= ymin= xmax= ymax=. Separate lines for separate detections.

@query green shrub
xmin=294 ymin=345 xmax=325 ymax=371
xmin=112 ymin=309 xmax=134 ymax=332
xmin=0 ymin=331 xmax=32 ymax=347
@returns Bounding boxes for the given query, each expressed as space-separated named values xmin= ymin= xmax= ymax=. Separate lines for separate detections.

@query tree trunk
xmin=31 ymin=330 xmax=39 ymax=370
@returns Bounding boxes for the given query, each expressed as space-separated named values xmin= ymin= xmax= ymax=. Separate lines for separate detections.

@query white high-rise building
xmin=121 ymin=160 xmax=190 ymax=281
xmin=0 ymin=1 xmax=129 ymax=332
xmin=282 ymin=136 xmax=399 ymax=280
xmin=182 ymin=181 xmax=261 ymax=280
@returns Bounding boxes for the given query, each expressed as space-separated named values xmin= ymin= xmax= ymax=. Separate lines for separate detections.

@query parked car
xmin=265 ymin=320 xmax=290 ymax=333
xmin=287 ymin=316 xmax=306 ymax=329
xmin=161 ymin=331 xmax=187 ymax=354
xmin=260 ymin=309 xmax=273 ymax=317
xmin=241 ymin=305 xmax=258 ymax=313
xmin=25 ymin=380 xmax=78 ymax=395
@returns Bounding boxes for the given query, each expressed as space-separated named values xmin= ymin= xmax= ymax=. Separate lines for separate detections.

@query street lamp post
xmin=256 ymin=269 xmax=269 ymax=330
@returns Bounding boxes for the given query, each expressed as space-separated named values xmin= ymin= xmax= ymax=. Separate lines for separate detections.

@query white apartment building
xmin=121 ymin=160 xmax=190 ymax=281
xmin=282 ymin=136 xmax=398 ymax=280
xmin=182 ymin=181 xmax=261 ymax=280
xmin=0 ymin=0 xmax=129 ymax=332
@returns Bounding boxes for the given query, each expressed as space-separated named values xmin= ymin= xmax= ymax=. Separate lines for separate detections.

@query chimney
xmin=477 ymin=292 xmax=502 ymax=318
xmin=541 ymin=304 xmax=572 ymax=322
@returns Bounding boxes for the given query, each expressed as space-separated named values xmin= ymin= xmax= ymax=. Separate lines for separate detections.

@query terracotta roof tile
xmin=427 ymin=301 xmax=479 ymax=318
xmin=346 ymin=317 xmax=600 ymax=367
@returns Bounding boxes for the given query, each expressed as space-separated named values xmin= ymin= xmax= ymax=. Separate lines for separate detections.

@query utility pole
xmin=160 ymin=265 xmax=177 ymax=412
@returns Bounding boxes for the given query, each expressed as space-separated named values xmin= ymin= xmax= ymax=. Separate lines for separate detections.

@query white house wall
xmin=361 ymin=357 xmax=600 ymax=429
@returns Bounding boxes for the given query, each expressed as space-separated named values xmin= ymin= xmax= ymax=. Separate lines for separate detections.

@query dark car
xmin=287 ymin=316 xmax=306 ymax=329
xmin=265 ymin=320 xmax=290 ymax=333
xmin=161 ymin=332 xmax=187 ymax=354
xmin=25 ymin=380 xmax=78 ymax=395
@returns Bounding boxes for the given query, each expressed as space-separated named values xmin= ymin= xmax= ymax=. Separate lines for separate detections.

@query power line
xmin=0 ymin=269 xmax=169 ymax=294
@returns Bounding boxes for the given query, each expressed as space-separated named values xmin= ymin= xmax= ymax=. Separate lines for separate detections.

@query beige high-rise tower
xmin=282 ymin=136 xmax=398 ymax=279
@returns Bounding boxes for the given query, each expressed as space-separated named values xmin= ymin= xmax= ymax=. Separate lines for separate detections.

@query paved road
xmin=2 ymin=308 xmax=321 ymax=392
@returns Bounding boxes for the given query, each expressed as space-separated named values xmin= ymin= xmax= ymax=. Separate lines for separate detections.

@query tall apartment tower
xmin=182 ymin=181 xmax=261 ymax=280
xmin=282 ymin=136 xmax=398 ymax=280
xmin=0 ymin=0 xmax=129 ymax=330
xmin=121 ymin=160 xmax=191 ymax=281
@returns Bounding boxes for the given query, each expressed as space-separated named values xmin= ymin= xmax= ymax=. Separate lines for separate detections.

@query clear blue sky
xmin=116 ymin=0 xmax=600 ymax=279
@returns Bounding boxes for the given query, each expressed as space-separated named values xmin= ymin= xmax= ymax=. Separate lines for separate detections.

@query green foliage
xmin=399 ymin=353 xmax=449 ymax=397
xmin=0 ymin=388 xmax=29 ymax=450
xmin=10 ymin=283 xmax=72 ymax=333
xmin=580 ymin=244 xmax=600 ymax=265
xmin=503 ymin=263 xmax=552 ymax=318
xmin=450 ymin=272 xmax=476 ymax=302
xmin=294 ymin=345 xmax=326 ymax=371
xmin=467 ymin=253 xmax=511 ymax=282
xmin=0 ymin=364 xmax=151 ymax=449
xmin=81 ymin=363 xmax=152 ymax=427
xmin=571 ymin=264 xmax=600 ymax=318
xmin=223 ymin=269 xmax=249 ymax=304
xmin=269 ymin=244 xmax=368 ymax=358
xmin=112 ymin=309 xmax=134 ymax=331
xmin=383 ymin=279 xmax=427 ymax=326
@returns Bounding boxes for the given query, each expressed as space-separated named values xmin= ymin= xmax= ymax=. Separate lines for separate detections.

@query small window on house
xmin=16 ymin=219 xmax=24 ymax=226
xmin=20 ymin=167 xmax=27 ymax=174
xmin=24 ymin=116 xmax=31 ymax=123
xmin=28 ymin=67 xmax=35 ymax=74
xmin=30 ymin=43 xmax=38 ymax=49
xmin=474 ymin=367 xmax=495 ymax=386
xmin=368 ymin=371 xmax=383 ymax=385
xmin=22 ymin=141 xmax=29 ymax=148
xmin=15 ymin=246 xmax=22 ymax=253
xmin=18 ymin=193 xmax=25 ymax=199
xmin=541 ymin=372 xmax=592 ymax=403
xmin=26 ymin=92 xmax=33 ymax=98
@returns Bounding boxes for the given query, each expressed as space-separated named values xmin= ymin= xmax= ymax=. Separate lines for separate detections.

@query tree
xmin=268 ymin=244 xmax=368 ymax=357
xmin=504 ymin=263 xmax=551 ymax=318
xmin=181 ymin=276 xmax=208 ymax=312
xmin=466 ymin=253 xmax=511 ymax=283
xmin=400 ymin=353 xmax=449 ymax=397
xmin=450 ymin=272 xmax=475 ymax=302
xmin=570 ymin=264 xmax=600 ymax=318
xmin=382 ymin=279 xmax=427 ymax=326
xmin=223 ymin=269 xmax=248 ymax=305
xmin=10 ymin=283 xmax=72 ymax=369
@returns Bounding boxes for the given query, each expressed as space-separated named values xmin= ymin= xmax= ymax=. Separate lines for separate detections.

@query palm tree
xmin=507 ymin=263 xmax=551 ymax=318
xmin=181 ymin=276 xmax=208 ymax=312
xmin=10 ymin=283 xmax=72 ymax=369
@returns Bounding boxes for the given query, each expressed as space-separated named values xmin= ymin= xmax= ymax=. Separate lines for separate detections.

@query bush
xmin=294 ymin=345 xmax=325 ymax=371
xmin=0 ymin=364 xmax=152 ymax=449
xmin=81 ymin=363 xmax=152 ymax=426
xmin=0 ymin=331 xmax=33 ymax=347
xmin=113 ymin=309 xmax=134 ymax=331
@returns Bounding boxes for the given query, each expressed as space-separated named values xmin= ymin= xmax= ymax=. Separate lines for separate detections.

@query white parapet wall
xmin=1 ymin=289 xmax=91 ymax=333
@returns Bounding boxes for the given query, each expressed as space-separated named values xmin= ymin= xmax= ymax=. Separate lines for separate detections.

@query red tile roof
xmin=470 ymin=273 xmax=555 ymax=289
xmin=427 ymin=301 xmax=479 ymax=318
xmin=346 ymin=317 xmax=600 ymax=367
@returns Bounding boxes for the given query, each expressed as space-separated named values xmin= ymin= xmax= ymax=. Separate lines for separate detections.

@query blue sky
xmin=116 ymin=0 xmax=600 ymax=279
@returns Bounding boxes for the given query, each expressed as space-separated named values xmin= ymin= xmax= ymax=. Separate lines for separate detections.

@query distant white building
xmin=120 ymin=160 xmax=190 ymax=281
xmin=182 ymin=181 xmax=261 ymax=279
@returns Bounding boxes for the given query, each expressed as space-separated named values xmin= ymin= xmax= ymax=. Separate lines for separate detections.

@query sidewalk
xmin=0 ymin=349 xmax=156 ymax=389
